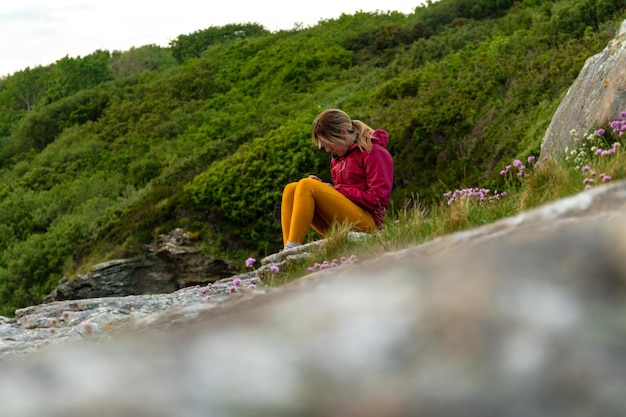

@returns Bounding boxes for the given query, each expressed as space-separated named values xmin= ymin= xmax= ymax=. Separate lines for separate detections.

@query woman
xmin=281 ymin=109 xmax=393 ymax=249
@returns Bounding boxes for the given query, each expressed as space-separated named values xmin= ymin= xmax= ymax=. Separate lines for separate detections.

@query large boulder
xmin=540 ymin=19 xmax=626 ymax=158
xmin=2 ymin=180 xmax=626 ymax=416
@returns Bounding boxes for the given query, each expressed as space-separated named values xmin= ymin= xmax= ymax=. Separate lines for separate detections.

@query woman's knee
xmin=298 ymin=177 xmax=318 ymax=186
xmin=295 ymin=177 xmax=324 ymax=193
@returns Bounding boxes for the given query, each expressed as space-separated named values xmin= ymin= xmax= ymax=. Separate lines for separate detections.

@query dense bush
xmin=186 ymin=116 xmax=329 ymax=253
xmin=10 ymin=88 xmax=111 ymax=153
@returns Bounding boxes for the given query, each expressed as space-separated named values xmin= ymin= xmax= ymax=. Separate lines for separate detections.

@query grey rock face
xmin=1 ymin=181 xmax=626 ymax=416
xmin=45 ymin=228 xmax=239 ymax=302
xmin=540 ymin=19 xmax=626 ymax=158
xmin=44 ymin=258 xmax=166 ymax=302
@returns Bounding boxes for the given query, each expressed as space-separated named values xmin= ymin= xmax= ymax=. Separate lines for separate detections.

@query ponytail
xmin=351 ymin=119 xmax=374 ymax=152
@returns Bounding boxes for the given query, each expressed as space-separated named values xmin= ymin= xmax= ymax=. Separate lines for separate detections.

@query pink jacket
xmin=330 ymin=129 xmax=394 ymax=227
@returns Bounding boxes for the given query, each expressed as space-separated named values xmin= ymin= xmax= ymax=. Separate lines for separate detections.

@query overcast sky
xmin=0 ymin=0 xmax=426 ymax=77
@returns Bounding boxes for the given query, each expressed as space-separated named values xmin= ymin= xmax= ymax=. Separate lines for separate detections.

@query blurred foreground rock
xmin=1 ymin=272 xmax=260 ymax=360
xmin=1 ymin=180 xmax=626 ymax=416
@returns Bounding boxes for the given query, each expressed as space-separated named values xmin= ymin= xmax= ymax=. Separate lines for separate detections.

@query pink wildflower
xmin=269 ymin=265 xmax=279 ymax=273
xmin=83 ymin=322 xmax=94 ymax=336
xmin=341 ymin=255 xmax=357 ymax=264
xmin=245 ymin=257 xmax=256 ymax=268
xmin=232 ymin=278 xmax=242 ymax=287
xmin=247 ymin=283 xmax=257 ymax=289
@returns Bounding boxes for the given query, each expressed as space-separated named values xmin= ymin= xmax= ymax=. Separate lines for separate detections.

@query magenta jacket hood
xmin=330 ymin=129 xmax=394 ymax=227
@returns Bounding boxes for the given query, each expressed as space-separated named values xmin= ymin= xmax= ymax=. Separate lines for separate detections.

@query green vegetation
xmin=0 ymin=0 xmax=624 ymax=316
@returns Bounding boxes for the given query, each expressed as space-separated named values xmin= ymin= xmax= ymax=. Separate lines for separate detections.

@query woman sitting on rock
xmin=280 ymin=108 xmax=394 ymax=250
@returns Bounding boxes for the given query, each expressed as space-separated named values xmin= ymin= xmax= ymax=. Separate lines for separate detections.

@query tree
xmin=42 ymin=50 xmax=113 ymax=103
xmin=109 ymin=45 xmax=177 ymax=78
xmin=169 ymin=23 xmax=270 ymax=63
xmin=3 ymin=66 xmax=49 ymax=111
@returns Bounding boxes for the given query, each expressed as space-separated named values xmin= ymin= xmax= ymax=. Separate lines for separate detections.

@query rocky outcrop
xmin=540 ymin=19 xmax=626 ymax=158
xmin=44 ymin=228 xmax=239 ymax=302
xmin=1 ymin=180 xmax=626 ymax=416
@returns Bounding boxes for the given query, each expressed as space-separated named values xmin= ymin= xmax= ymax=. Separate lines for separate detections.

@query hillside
xmin=0 ymin=0 xmax=624 ymax=315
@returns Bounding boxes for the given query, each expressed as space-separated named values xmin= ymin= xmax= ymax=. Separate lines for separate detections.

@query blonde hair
xmin=312 ymin=109 xmax=374 ymax=152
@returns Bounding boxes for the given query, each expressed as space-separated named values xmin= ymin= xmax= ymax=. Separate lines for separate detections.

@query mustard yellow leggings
xmin=281 ymin=177 xmax=377 ymax=246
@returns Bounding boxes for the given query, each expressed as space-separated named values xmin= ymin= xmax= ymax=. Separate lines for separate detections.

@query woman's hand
xmin=308 ymin=175 xmax=332 ymax=187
